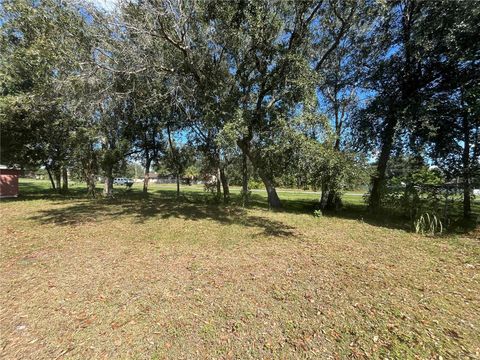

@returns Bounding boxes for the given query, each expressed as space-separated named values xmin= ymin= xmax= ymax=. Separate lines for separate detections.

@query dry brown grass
xmin=0 ymin=181 xmax=479 ymax=359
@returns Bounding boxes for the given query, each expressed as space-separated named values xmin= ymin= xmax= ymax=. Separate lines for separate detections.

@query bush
xmin=368 ymin=166 xmax=463 ymax=233
xmin=414 ymin=212 xmax=443 ymax=236
xmin=248 ymin=179 xmax=263 ymax=190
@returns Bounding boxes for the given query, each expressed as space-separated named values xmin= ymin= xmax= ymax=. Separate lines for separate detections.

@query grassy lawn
xmin=1 ymin=179 xmax=479 ymax=359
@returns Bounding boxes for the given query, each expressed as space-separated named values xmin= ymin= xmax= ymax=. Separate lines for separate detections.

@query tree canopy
xmin=1 ymin=0 xmax=478 ymax=221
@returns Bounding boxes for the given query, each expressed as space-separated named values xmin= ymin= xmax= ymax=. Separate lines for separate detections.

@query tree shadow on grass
xmin=321 ymin=201 xmax=479 ymax=235
xmin=242 ymin=191 xmax=414 ymax=232
xmin=321 ymin=204 xmax=412 ymax=232
xmin=16 ymin=181 xmax=478 ymax=235
xmin=27 ymin=192 xmax=298 ymax=238
xmin=19 ymin=185 xmax=408 ymax=235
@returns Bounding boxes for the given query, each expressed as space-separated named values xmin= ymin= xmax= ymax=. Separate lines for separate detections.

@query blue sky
xmin=91 ymin=0 xmax=119 ymax=12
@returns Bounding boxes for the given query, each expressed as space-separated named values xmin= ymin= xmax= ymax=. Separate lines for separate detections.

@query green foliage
xmin=248 ymin=179 xmax=263 ymax=190
xmin=411 ymin=167 xmax=443 ymax=187
xmin=184 ymin=165 xmax=200 ymax=180
xmin=296 ymin=134 xmax=371 ymax=197
xmin=0 ymin=0 xmax=93 ymax=170
xmin=162 ymin=139 xmax=196 ymax=181
xmin=370 ymin=164 xmax=471 ymax=231
xmin=0 ymin=0 xmax=477 ymax=213
xmin=124 ymin=163 xmax=143 ymax=179
xmin=379 ymin=167 xmax=443 ymax=217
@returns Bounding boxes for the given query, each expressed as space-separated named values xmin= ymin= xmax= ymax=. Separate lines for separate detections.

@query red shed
xmin=0 ymin=166 xmax=20 ymax=198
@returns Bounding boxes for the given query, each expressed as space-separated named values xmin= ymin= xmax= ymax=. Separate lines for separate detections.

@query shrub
xmin=248 ymin=179 xmax=263 ymax=189
xmin=414 ymin=212 xmax=443 ymax=236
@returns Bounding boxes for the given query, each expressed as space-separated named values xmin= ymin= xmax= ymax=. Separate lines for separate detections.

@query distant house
xmin=0 ymin=165 xmax=20 ymax=198
xmin=145 ymin=172 xmax=159 ymax=181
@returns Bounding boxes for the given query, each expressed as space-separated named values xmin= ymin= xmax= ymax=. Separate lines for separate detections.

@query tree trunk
xmin=369 ymin=3 xmax=417 ymax=211
xmin=54 ymin=169 xmax=61 ymax=192
xmin=86 ymin=173 xmax=96 ymax=198
xmin=220 ymin=167 xmax=229 ymax=203
xmin=322 ymin=180 xmax=342 ymax=211
xmin=369 ymin=115 xmax=398 ymax=211
xmin=326 ymin=191 xmax=336 ymax=210
xmin=83 ymin=144 xmax=97 ymax=198
xmin=176 ymin=172 xmax=180 ymax=197
xmin=241 ymin=152 xmax=249 ymax=206
xmin=62 ymin=166 xmax=68 ymax=192
xmin=143 ymin=157 xmax=151 ymax=194
xmin=320 ymin=182 xmax=342 ymax=211
xmin=462 ymin=115 xmax=472 ymax=219
xmin=257 ymin=169 xmax=282 ymax=209
xmin=259 ymin=171 xmax=281 ymax=208
xmin=319 ymin=182 xmax=329 ymax=209
xmin=216 ymin=167 xmax=222 ymax=199
xmin=167 ymin=125 xmax=180 ymax=197
xmin=103 ymin=164 xmax=114 ymax=197
xmin=104 ymin=176 xmax=113 ymax=197
xmin=45 ymin=165 xmax=56 ymax=190
xmin=326 ymin=190 xmax=342 ymax=211
xmin=238 ymin=140 xmax=282 ymax=208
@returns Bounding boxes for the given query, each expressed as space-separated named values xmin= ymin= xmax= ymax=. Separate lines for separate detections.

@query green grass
xmin=1 ymin=179 xmax=479 ymax=359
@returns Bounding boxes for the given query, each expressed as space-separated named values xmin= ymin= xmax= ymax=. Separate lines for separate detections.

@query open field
xmin=1 ymin=179 xmax=479 ymax=359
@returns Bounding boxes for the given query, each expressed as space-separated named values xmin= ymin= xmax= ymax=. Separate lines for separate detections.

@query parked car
xmin=113 ymin=178 xmax=134 ymax=187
